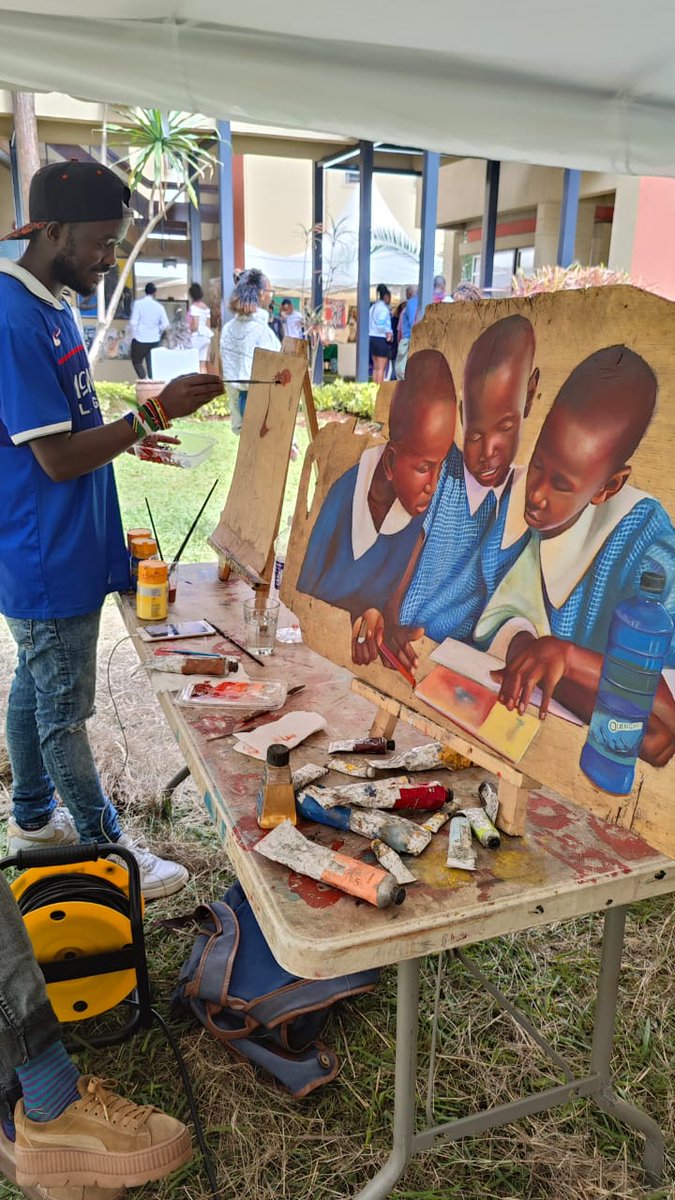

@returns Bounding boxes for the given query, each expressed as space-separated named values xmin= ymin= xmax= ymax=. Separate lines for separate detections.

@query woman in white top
xmin=219 ymin=269 xmax=280 ymax=434
xmin=368 ymin=283 xmax=393 ymax=383
xmin=188 ymin=282 xmax=213 ymax=372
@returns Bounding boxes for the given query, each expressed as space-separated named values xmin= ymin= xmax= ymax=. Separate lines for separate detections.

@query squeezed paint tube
xmin=291 ymin=763 xmax=329 ymax=792
xmin=371 ymin=840 xmax=417 ymax=885
xmin=368 ymin=741 xmax=444 ymax=772
xmin=329 ymin=737 xmax=395 ymax=755
xmin=308 ymin=776 xmax=411 ymax=810
xmin=462 ymin=806 xmax=501 ymax=849
xmin=478 ymin=780 xmax=500 ymax=825
xmin=326 ymin=757 xmax=377 ymax=779
xmin=255 ymin=819 xmax=405 ymax=907
xmin=446 ymin=815 xmax=477 ymax=871
xmin=397 ymin=782 xmax=450 ymax=810
xmin=297 ymin=792 xmax=432 ymax=856
xmin=421 ymin=806 xmax=454 ymax=835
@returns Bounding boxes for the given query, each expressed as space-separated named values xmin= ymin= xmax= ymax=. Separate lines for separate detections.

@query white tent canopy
xmin=1 ymin=2 xmax=675 ymax=174
xmin=245 ymin=183 xmax=441 ymax=292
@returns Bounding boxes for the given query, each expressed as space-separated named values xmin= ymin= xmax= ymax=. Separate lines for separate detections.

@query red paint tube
xmin=329 ymin=737 xmax=395 ymax=755
xmin=395 ymin=783 xmax=452 ymax=811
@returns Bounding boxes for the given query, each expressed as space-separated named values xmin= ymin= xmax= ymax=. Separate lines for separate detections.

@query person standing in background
xmin=395 ymin=284 xmax=418 ymax=379
xmin=280 ymin=297 xmax=304 ymax=340
xmin=369 ymin=283 xmax=393 ymax=383
xmin=128 ymin=281 xmax=169 ymax=379
xmin=268 ymin=302 xmax=284 ymax=342
xmin=187 ymin=281 xmax=213 ymax=372
xmin=220 ymin=269 xmax=280 ymax=434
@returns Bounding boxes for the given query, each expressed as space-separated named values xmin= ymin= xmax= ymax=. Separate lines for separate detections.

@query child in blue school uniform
xmin=477 ymin=345 xmax=675 ymax=768
xmin=296 ymin=350 xmax=456 ymax=627
xmin=356 ymin=315 xmax=539 ymax=672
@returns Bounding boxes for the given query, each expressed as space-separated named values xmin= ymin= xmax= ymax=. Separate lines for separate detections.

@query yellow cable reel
xmin=11 ymin=859 xmax=145 ymax=1023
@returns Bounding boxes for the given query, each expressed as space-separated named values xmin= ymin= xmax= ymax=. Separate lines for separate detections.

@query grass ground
xmin=0 ymin=416 xmax=673 ymax=1200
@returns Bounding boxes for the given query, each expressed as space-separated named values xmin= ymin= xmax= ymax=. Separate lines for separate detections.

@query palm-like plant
xmin=370 ymin=226 xmax=421 ymax=262
xmin=88 ymin=108 xmax=218 ymax=366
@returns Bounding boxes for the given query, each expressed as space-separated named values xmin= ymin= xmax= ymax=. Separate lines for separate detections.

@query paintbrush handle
xmin=169 ymin=478 xmax=219 ymax=575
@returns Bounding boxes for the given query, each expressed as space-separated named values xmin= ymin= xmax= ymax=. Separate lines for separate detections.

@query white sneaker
xmin=7 ymin=807 xmax=79 ymax=854
xmin=114 ymin=833 xmax=189 ymax=900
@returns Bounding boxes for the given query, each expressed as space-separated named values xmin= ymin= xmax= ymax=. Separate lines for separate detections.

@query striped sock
xmin=15 ymin=1042 xmax=80 ymax=1123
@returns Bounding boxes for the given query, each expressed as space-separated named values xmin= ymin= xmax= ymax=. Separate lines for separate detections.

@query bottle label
xmin=273 ymin=556 xmax=285 ymax=590
xmin=607 ymin=719 xmax=642 ymax=734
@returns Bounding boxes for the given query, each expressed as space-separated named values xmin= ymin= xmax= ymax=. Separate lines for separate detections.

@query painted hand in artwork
xmin=382 ymin=622 xmax=425 ymax=673
xmin=639 ymin=714 xmax=675 ymax=768
xmin=491 ymin=634 xmax=571 ymax=719
xmin=351 ymin=609 xmax=384 ymax=666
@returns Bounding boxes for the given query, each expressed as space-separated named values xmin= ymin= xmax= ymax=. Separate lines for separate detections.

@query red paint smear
xmin=233 ymin=813 xmax=264 ymax=851
xmin=533 ymin=828 xmax=629 ymax=880
xmin=587 ymin=814 xmax=658 ymax=862
xmin=287 ymin=871 xmax=342 ymax=909
xmin=528 ymin=794 xmax=574 ymax=831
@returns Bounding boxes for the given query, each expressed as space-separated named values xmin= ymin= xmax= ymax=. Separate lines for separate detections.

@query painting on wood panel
xmin=282 ymin=288 xmax=675 ymax=856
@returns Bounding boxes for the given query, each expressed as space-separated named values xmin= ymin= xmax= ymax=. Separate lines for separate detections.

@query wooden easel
xmin=210 ymin=339 xmax=319 ymax=593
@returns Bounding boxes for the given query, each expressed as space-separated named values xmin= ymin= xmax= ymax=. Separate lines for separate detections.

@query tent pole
xmin=217 ymin=119 xmax=235 ymax=322
xmin=312 ymin=160 xmax=324 ymax=384
xmin=557 ymin=169 xmax=581 ymax=267
xmin=189 ymin=175 xmax=202 ymax=287
xmin=479 ymin=160 xmax=500 ymax=294
xmin=418 ymin=151 xmax=440 ymax=314
xmin=356 ymin=140 xmax=373 ymax=382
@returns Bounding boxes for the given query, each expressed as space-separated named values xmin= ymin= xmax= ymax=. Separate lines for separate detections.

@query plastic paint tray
xmin=132 ymin=429 xmax=214 ymax=469
xmin=177 ymin=679 xmax=288 ymax=710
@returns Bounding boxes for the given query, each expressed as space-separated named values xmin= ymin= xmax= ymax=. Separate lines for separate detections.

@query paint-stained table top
xmin=118 ymin=564 xmax=675 ymax=978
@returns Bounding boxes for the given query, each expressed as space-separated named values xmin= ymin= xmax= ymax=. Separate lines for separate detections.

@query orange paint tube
xmin=255 ymin=820 xmax=405 ymax=908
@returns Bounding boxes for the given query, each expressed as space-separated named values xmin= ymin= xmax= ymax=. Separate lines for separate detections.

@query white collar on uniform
xmin=0 ymin=259 xmax=64 ymax=310
xmin=351 ymin=443 xmax=412 ymax=560
xmin=500 ymin=469 xmax=651 ymax=608
xmin=463 ymin=460 xmax=518 ymax=517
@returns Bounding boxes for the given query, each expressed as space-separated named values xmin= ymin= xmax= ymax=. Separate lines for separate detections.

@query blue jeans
xmin=4 ymin=610 xmax=122 ymax=842
xmin=230 ymin=388 xmax=247 ymax=436
xmin=0 ymin=872 xmax=61 ymax=1105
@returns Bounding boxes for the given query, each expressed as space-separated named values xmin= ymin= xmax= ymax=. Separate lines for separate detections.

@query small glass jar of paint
xmin=130 ymin=537 xmax=157 ymax=591
xmin=136 ymin=559 xmax=169 ymax=621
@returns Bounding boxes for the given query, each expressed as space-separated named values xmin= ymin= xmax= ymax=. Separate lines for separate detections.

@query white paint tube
xmin=367 ymin=741 xmax=444 ymax=772
xmin=462 ymin=806 xmax=501 ymax=849
xmin=348 ymin=809 xmax=432 ymax=856
xmin=326 ymin=757 xmax=377 ymax=779
xmin=447 ymin=815 xmax=477 ymax=871
xmin=421 ymin=807 xmax=453 ymax=835
xmin=371 ymin=840 xmax=417 ymax=885
xmin=291 ymin=763 xmax=330 ymax=792
xmin=306 ymin=777 xmax=411 ymax=810
xmin=255 ymin=820 xmax=405 ymax=908
xmin=478 ymin=780 xmax=500 ymax=825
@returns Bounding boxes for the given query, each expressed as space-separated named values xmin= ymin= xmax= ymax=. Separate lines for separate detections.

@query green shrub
xmin=95 ymin=377 xmax=375 ymax=421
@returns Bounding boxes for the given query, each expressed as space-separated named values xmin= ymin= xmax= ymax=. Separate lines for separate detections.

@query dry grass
xmin=0 ymin=607 xmax=673 ymax=1200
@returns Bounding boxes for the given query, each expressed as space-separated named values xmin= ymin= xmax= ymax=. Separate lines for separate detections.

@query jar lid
xmin=138 ymin=559 xmax=168 ymax=583
xmin=131 ymin=538 xmax=158 ymax=559
xmin=266 ymin=743 xmax=290 ymax=767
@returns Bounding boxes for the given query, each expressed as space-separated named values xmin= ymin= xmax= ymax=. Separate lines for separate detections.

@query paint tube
xmin=368 ymin=742 xmax=444 ymax=772
xmin=462 ymin=806 xmax=501 ymax=849
xmin=329 ymin=737 xmax=395 ymax=755
xmin=440 ymin=747 xmax=473 ymax=770
xmin=478 ymin=780 xmax=499 ymax=825
xmin=370 ymin=840 xmax=417 ymax=886
xmin=326 ymin=757 xmax=378 ymax=779
xmin=446 ymin=815 xmax=477 ymax=871
xmin=396 ymin=782 xmax=450 ymax=810
xmin=297 ymin=792 xmax=432 ymax=856
xmin=421 ymin=807 xmax=454 ymax=835
xmin=306 ymin=777 xmax=411 ymax=810
xmin=255 ymin=820 xmax=405 ymax=908
xmin=291 ymin=763 xmax=329 ymax=792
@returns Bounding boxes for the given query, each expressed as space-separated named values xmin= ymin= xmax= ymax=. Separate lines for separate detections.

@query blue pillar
xmin=9 ymin=134 xmax=24 ymax=228
xmin=356 ymin=140 xmax=373 ymax=382
xmin=479 ymin=160 xmax=500 ymax=294
xmin=217 ymin=120 xmax=235 ymax=320
xmin=557 ymin=168 xmax=581 ymax=267
xmin=417 ymin=151 xmax=440 ymax=314
xmin=312 ymin=161 xmax=324 ymax=384
xmin=188 ymin=176 xmax=202 ymax=286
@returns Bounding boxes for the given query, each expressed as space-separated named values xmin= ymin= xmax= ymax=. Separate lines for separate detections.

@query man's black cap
xmin=2 ymin=160 xmax=132 ymax=240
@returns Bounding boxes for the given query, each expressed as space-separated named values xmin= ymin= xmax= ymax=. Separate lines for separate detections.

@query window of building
xmin=462 ymin=246 xmax=535 ymax=294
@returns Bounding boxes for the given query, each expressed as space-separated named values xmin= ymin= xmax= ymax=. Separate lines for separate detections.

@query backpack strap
xmin=227 ymin=1036 xmax=340 ymax=1098
xmin=247 ymin=971 xmax=379 ymax=1034
xmin=180 ymin=902 xmax=240 ymax=1008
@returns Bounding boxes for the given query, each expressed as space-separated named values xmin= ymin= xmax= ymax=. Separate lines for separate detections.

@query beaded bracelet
xmin=122 ymin=411 xmax=154 ymax=442
xmin=123 ymin=397 xmax=171 ymax=443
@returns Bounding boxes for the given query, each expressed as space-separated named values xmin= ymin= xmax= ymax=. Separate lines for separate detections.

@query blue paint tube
xmin=297 ymin=791 xmax=432 ymax=856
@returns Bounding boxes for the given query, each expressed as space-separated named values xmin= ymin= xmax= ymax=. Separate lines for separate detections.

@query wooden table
xmin=117 ymin=563 xmax=675 ymax=1198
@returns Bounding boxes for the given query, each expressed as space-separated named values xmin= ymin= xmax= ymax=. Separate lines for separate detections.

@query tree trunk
xmin=89 ymin=175 xmax=198 ymax=367
xmin=11 ymin=92 xmax=40 ymax=222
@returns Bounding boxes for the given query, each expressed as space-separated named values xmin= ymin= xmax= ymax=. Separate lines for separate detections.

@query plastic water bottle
xmin=269 ymin=517 xmax=292 ymax=600
xmin=580 ymin=570 xmax=673 ymax=794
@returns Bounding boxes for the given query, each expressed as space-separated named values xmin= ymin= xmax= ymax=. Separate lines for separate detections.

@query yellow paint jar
xmin=136 ymin=559 xmax=169 ymax=621
xmin=126 ymin=527 xmax=152 ymax=553
xmin=130 ymin=537 xmax=158 ymax=592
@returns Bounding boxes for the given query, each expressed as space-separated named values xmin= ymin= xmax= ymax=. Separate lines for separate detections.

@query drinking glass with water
xmin=243 ymin=598 xmax=280 ymax=656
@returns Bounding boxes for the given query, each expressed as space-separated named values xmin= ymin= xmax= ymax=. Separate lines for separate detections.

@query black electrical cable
xmin=17 ymin=873 xmax=130 ymax=919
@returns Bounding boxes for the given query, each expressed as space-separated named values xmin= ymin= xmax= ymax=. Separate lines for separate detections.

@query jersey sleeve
xmin=0 ymin=318 xmax=72 ymax=445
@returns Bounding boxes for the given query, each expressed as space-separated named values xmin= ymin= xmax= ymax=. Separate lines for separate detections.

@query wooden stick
xmin=168 ymin=478 xmax=219 ymax=578
xmin=145 ymin=497 xmax=163 ymax=561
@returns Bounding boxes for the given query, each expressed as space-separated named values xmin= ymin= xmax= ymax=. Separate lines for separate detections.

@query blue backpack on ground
xmin=172 ymin=881 xmax=379 ymax=1096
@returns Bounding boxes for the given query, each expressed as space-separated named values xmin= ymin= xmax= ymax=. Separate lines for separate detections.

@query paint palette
xmin=132 ymin=429 xmax=214 ymax=469
xmin=177 ymin=679 xmax=288 ymax=710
